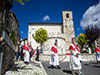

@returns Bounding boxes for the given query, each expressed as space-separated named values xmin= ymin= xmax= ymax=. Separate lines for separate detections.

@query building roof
xmin=28 ymin=23 xmax=63 ymax=26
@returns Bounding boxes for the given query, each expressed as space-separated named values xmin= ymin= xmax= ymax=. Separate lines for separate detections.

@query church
xmin=28 ymin=11 xmax=75 ymax=54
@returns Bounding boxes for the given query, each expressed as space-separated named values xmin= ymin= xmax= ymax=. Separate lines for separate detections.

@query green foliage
xmin=33 ymin=28 xmax=48 ymax=45
xmin=76 ymin=33 xmax=88 ymax=46
xmin=85 ymin=25 xmax=100 ymax=47
xmin=10 ymin=30 xmax=17 ymax=46
xmin=9 ymin=0 xmax=30 ymax=5
xmin=15 ymin=0 xmax=30 ymax=5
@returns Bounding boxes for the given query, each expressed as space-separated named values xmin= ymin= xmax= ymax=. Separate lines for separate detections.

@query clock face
xmin=66 ymin=22 xmax=71 ymax=26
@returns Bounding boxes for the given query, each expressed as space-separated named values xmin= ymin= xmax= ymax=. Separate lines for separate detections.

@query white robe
xmin=69 ymin=44 xmax=82 ymax=70
xmin=95 ymin=47 xmax=100 ymax=61
xmin=95 ymin=51 xmax=100 ymax=61
xmin=50 ymin=46 xmax=59 ymax=66
xmin=23 ymin=49 xmax=30 ymax=62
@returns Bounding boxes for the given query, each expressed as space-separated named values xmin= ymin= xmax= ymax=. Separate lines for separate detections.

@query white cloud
xmin=42 ymin=15 xmax=50 ymax=21
xmin=21 ymin=31 xmax=23 ymax=34
xmin=80 ymin=2 xmax=100 ymax=29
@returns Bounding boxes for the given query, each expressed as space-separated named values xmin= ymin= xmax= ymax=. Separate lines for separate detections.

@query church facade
xmin=28 ymin=11 xmax=75 ymax=54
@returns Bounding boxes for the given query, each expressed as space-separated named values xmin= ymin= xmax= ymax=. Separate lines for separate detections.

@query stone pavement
xmin=4 ymin=60 xmax=45 ymax=75
xmin=42 ymin=61 xmax=100 ymax=75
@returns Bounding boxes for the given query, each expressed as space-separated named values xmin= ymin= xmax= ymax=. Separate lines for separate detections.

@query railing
xmin=39 ymin=54 xmax=67 ymax=61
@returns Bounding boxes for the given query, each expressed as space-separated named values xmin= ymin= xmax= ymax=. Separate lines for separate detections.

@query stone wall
xmin=39 ymin=54 xmax=96 ymax=62
xmin=42 ymin=38 xmax=70 ymax=54
xmin=1 ymin=32 xmax=16 ymax=75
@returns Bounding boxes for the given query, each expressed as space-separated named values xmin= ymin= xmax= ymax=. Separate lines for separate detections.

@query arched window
xmin=66 ymin=13 xmax=69 ymax=18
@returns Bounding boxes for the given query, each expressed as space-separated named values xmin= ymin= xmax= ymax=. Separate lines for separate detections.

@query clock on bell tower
xmin=62 ymin=11 xmax=74 ymax=34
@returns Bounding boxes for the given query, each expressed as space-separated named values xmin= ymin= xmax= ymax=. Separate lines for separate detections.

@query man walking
xmin=95 ymin=44 xmax=100 ymax=64
xmin=35 ymin=46 xmax=40 ymax=61
xmin=23 ymin=42 xmax=30 ymax=64
xmin=69 ymin=37 xmax=82 ymax=75
xmin=48 ymin=40 xmax=61 ymax=69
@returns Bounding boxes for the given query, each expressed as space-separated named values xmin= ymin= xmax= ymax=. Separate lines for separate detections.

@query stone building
xmin=28 ymin=11 xmax=75 ymax=54
xmin=8 ymin=12 xmax=20 ymax=42
xmin=0 ymin=11 xmax=20 ymax=74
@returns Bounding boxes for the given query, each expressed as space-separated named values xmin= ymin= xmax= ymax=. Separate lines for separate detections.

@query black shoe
xmin=56 ymin=65 xmax=61 ymax=69
xmin=48 ymin=65 xmax=55 ymax=68
xmin=24 ymin=62 xmax=29 ymax=65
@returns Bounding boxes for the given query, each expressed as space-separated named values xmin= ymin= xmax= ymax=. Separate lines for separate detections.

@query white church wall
xmin=28 ymin=25 xmax=62 ymax=49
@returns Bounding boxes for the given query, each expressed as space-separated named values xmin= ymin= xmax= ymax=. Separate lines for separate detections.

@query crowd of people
xmin=48 ymin=38 xmax=82 ymax=75
xmin=16 ymin=42 xmax=40 ymax=65
xmin=48 ymin=37 xmax=100 ymax=75
xmin=4 ymin=37 xmax=99 ymax=75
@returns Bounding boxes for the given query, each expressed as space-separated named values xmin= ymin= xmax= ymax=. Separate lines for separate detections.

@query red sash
xmin=69 ymin=44 xmax=80 ymax=52
xmin=95 ymin=47 xmax=100 ymax=53
xmin=23 ymin=45 xmax=29 ymax=51
xmin=33 ymin=49 xmax=36 ymax=55
xmin=50 ymin=46 xmax=58 ymax=53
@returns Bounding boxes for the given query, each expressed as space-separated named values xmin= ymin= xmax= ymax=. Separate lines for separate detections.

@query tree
xmin=33 ymin=28 xmax=48 ymax=46
xmin=85 ymin=25 xmax=100 ymax=47
xmin=76 ymin=33 xmax=88 ymax=51
xmin=12 ymin=0 xmax=30 ymax=5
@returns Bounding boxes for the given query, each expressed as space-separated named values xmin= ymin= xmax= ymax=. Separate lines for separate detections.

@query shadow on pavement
xmin=92 ymin=65 xmax=100 ymax=68
xmin=89 ymin=62 xmax=97 ymax=65
xmin=84 ymin=64 xmax=89 ymax=66
xmin=8 ymin=64 xmax=33 ymax=72
xmin=63 ymin=69 xmax=72 ymax=74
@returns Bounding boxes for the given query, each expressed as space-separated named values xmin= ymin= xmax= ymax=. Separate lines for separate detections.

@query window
xmin=32 ymin=28 xmax=34 ymax=30
xmin=66 ymin=13 xmax=69 ymax=18
xmin=32 ymin=34 xmax=34 ymax=37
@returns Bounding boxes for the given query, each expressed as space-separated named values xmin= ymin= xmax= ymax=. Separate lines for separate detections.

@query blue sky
xmin=10 ymin=0 xmax=99 ymax=39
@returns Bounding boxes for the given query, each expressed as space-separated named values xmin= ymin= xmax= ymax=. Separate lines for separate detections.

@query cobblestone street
xmin=42 ymin=61 xmax=100 ymax=75
xmin=4 ymin=61 xmax=44 ymax=75
xmin=3 ymin=59 xmax=100 ymax=75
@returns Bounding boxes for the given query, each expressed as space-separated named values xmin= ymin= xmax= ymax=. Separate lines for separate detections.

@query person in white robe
xmin=23 ymin=43 xmax=30 ymax=64
xmin=48 ymin=41 xmax=61 ymax=69
xmin=95 ymin=44 xmax=100 ymax=64
xmin=69 ymin=38 xmax=82 ymax=75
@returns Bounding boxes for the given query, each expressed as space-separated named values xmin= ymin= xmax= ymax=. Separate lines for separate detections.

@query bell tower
xmin=62 ymin=11 xmax=75 ymax=41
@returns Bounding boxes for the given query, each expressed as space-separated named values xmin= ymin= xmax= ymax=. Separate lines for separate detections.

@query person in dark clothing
xmin=0 ymin=28 xmax=3 ymax=48
xmin=29 ymin=47 xmax=33 ymax=61
xmin=35 ymin=46 xmax=40 ymax=61
xmin=29 ymin=43 xmax=33 ymax=59
xmin=20 ymin=45 xmax=24 ymax=61
xmin=0 ymin=27 xmax=2 ymax=43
